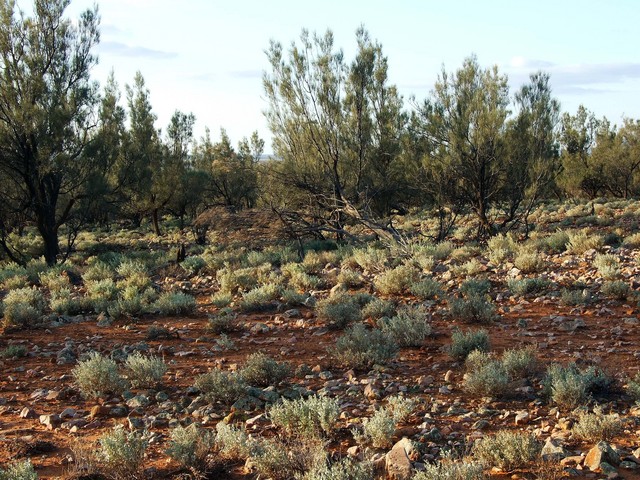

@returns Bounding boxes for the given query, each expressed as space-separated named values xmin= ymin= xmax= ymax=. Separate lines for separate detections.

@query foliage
xmin=98 ymin=426 xmax=147 ymax=480
xmin=352 ymin=407 xmax=397 ymax=449
xmin=0 ymin=460 xmax=38 ymax=480
xmin=315 ymin=294 xmax=362 ymax=329
xmin=240 ymin=352 xmax=291 ymax=387
xmin=299 ymin=458 xmax=374 ymax=480
xmin=377 ymin=306 xmax=432 ymax=347
xmin=507 ymin=277 xmax=550 ymax=296
xmin=449 ymin=329 xmax=490 ymax=361
xmin=410 ymin=277 xmax=444 ymax=300
xmin=412 ymin=461 xmax=486 ymax=480
xmin=2 ymin=287 xmax=46 ymax=327
xmin=542 ymin=363 xmax=613 ymax=409
xmin=166 ymin=423 xmax=215 ymax=474
xmin=374 ymin=264 xmax=419 ymax=295
xmin=472 ymin=431 xmax=540 ymax=471
xmin=449 ymin=295 xmax=497 ymax=323
xmin=151 ymin=291 xmax=196 ymax=316
xmin=72 ymin=352 xmax=127 ymax=399
xmin=572 ymin=407 xmax=622 ymax=442
xmin=462 ymin=351 xmax=509 ymax=397
xmin=331 ymin=323 xmax=398 ymax=370
xmin=194 ymin=369 xmax=247 ymax=404
xmin=269 ymin=396 xmax=340 ymax=439
xmin=124 ymin=353 xmax=167 ymax=388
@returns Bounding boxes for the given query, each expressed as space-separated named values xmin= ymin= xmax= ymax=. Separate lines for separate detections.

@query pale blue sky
xmin=54 ymin=0 xmax=640 ymax=150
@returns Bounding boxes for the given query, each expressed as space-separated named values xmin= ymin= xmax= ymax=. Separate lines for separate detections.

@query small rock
xmin=514 ymin=411 xmax=530 ymax=425
xmin=39 ymin=414 xmax=61 ymax=429
xmin=386 ymin=438 xmax=414 ymax=480
xmin=417 ymin=375 xmax=434 ymax=387
xmin=542 ymin=437 xmax=569 ymax=461
xmin=19 ymin=407 xmax=37 ymax=419
xmin=585 ymin=441 xmax=620 ymax=471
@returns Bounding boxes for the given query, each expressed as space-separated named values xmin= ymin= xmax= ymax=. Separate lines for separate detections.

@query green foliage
xmin=215 ymin=422 xmax=257 ymax=460
xmin=507 ymin=277 xmax=550 ymax=296
xmin=542 ymin=363 xmax=613 ymax=409
xmin=166 ymin=423 xmax=215 ymax=474
xmin=239 ymin=283 xmax=281 ymax=312
xmin=572 ymin=407 xmax=622 ymax=442
xmin=240 ymin=352 xmax=291 ymax=387
xmin=374 ymin=264 xmax=419 ymax=295
xmin=299 ymin=458 xmax=374 ymax=480
xmin=124 ymin=353 xmax=167 ymax=388
xmin=361 ymin=297 xmax=396 ymax=320
xmin=560 ymin=288 xmax=590 ymax=306
xmin=1 ymin=344 xmax=27 ymax=358
xmin=449 ymin=295 xmax=496 ymax=323
xmin=385 ymin=395 xmax=415 ymax=423
xmin=194 ymin=369 xmax=247 ymax=404
xmin=352 ymin=407 xmax=397 ymax=448
xmin=449 ymin=329 xmax=490 ymax=361
xmin=566 ymin=229 xmax=603 ymax=254
xmin=99 ymin=426 xmax=147 ymax=480
xmin=72 ymin=352 xmax=127 ymax=399
xmin=626 ymin=372 xmax=640 ymax=400
xmin=410 ymin=277 xmax=444 ymax=300
xmin=412 ymin=461 xmax=485 ymax=480
xmin=501 ymin=347 xmax=537 ymax=379
xmin=459 ymin=279 xmax=491 ymax=298
xmin=472 ymin=431 xmax=540 ymax=470
xmin=513 ymin=251 xmax=544 ymax=273
xmin=601 ymin=280 xmax=630 ymax=300
xmin=181 ymin=255 xmax=207 ymax=275
xmin=331 ymin=323 xmax=398 ymax=370
xmin=269 ymin=396 xmax=340 ymax=439
xmin=462 ymin=351 xmax=509 ymax=397
xmin=0 ymin=460 xmax=38 ymax=480
xmin=206 ymin=307 xmax=237 ymax=334
xmin=152 ymin=291 xmax=197 ymax=315
xmin=2 ymin=287 xmax=46 ymax=327
xmin=377 ymin=306 xmax=432 ymax=347
xmin=315 ymin=294 xmax=362 ymax=329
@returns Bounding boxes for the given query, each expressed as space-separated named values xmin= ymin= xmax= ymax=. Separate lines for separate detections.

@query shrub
xmin=410 ymin=277 xmax=443 ymax=300
xmin=124 ymin=353 xmax=167 ymax=388
xmin=181 ymin=255 xmax=207 ymax=275
xmin=543 ymin=230 xmax=570 ymax=253
xmin=249 ymin=437 xmax=324 ymax=480
xmin=331 ymin=323 xmax=398 ymax=370
xmin=211 ymin=291 xmax=232 ymax=308
xmin=49 ymin=288 xmax=87 ymax=315
xmin=72 ymin=352 xmax=127 ymax=399
xmin=377 ymin=306 xmax=431 ymax=347
xmin=514 ymin=252 xmax=544 ymax=273
xmin=451 ymin=259 xmax=483 ymax=277
xmin=385 ymin=395 xmax=415 ymax=423
xmin=472 ymin=431 xmax=540 ymax=471
xmin=622 ymin=232 xmax=640 ymax=249
xmin=240 ymin=352 xmax=291 ymax=387
xmin=501 ymin=347 xmax=537 ymax=379
xmin=459 ymin=279 xmax=491 ymax=298
xmin=566 ymin=229 xmax=603 ymax=254
xmin=194 ymin=369 xmax=246 ymax=404
xmin=152 ymin=291 xmax=196 ymax=315
xmin=166 ymin=423 xmax=215 ymax=474
xmin=269 ymin=396 xmax=340 ymax=439
xmin=560 ymin=288 xmax=590 ymax=306
xmin=594 ymin=253 xmax=620 ymax=279
xmin=281 ymin=288 xmax=307 ymax=306
xmin=239 ymin=283 xmax=281 ymax=312
xmin=361 ymin=297 xmax=396 ymax=320
xmin=0 ymin=460 xmax=38 ymax=480
xmin=207 ymin=307 xmax=237 ymax=334
xmin=507 ymin=277 xmax=550 ymax=296
xmin=572 ymin=407 xmax=622 ymax=442
xmin=82 ymin=260 xmax=115 ymax=282
xmin=412 ymin=461 xmax=485 ymax=480
xmin=542 ymin=363 xmax=612 ymax=409
xmin=315 ymin=294 xmax=362 ymax=329
xmin=2 ymin=287 xmax=46 ymax=327
xmin=350 ymin=246 xmax=389 ymax=273
xmin=39 ymin=269 xmax=71 ymax=292
xmin=1 ymin=344 xmax=27 ymax=358
xmin=215 ymin=422 xmax=257 ymax=460
xmin=374 ymin=264 xmax=419 ymax=295
xmin=337 ymin=269 xmax=365 ymax=288
xmin=352 ymin=407 xmax=397 ymax=449
xmin=86 ymin=278 xmax=119 ymax=312
xmin=463 ymin=351 xmax=509 ymax=397
xmin=449 ymin=296 xmax=496 ymax=323
xmin=626 ymin=372 xmax=640 ymax=400
xmin=601 ymin=280 xmax=630 ymax=300
xmin=99 ymin=426 xmax=147 ymax=480
xmin=449 ymin=329 xmax=490 ymax=361
xmin=300 ymin=458 xmax=374 ymax=480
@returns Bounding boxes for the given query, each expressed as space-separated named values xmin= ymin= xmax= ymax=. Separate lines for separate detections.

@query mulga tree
xmin=0 ymin=0 xmax=100 ymax=264
xmin=415 ymin=55 xmax=510 ymax=237
xmin=263 ymin=27 xmax=406 ymax=239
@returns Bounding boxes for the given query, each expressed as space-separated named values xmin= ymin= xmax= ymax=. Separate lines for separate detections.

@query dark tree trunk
xmin=152 ymin=208 xmax=161 ymax=236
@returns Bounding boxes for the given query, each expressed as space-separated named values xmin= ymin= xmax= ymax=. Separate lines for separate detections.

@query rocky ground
xmin=3 ymin=205 xmax=640 ymax=479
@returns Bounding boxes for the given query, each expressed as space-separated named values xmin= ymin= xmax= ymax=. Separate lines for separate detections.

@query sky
xmin=42 ymin=0 xmax=640 ymax=152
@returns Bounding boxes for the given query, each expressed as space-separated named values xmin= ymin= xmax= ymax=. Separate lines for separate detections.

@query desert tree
xmin=0 ymin=0 xmax=100 ymax=264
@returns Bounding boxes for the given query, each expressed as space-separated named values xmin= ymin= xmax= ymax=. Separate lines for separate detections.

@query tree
xmin=0 ymin=0 xmax=100 ymax=264
xmin=263 ymin=27 xmax=406 ymax=240
xmin=416 ymin=55 xmax=510 ymax=236
xmin=501 ymin=72 xmax=560 ymax=233
xmin=558 ymin=105 xmax=603 ymax=198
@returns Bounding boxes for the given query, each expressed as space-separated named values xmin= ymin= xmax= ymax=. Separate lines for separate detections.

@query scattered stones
xmin=585 ymin=442 xmax=621 ymax=471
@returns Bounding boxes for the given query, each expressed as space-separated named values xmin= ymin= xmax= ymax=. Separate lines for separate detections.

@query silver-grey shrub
xmin=269 ymin=395 xmax=340 ymax=439
xmin=378 ymin=306 xmax=432 ymax=347
xmin=194 ymin=369 xmax=247 ymax=404
xmin=124 ymin=352 xmax=167 ymax=388
xmin=72 ymin=352 xmax=127 ymax=399
xmin=331 ymin=323 xmax=398 ymax=370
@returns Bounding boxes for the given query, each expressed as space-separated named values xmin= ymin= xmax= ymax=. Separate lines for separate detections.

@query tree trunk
xmin=37 ymin=218 xmax=59 ymax=266
xmin=152 ymin=208 xmax=162 ymax=236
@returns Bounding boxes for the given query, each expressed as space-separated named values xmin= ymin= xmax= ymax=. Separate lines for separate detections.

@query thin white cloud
xmin=99 ymin=41 xmax=178 ymax=60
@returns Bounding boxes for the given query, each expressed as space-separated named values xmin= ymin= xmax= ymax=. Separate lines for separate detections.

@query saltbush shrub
xmin=124 ymin=352 xmax=167 ymax=388
xmin=378 ymin=306 xmax=431 ymax=347
xmin=472 ymin=431 xmax=540 ymax=471
xmin=449 ymin=296 xmax=496 ymax=323
xmin=315 ymin=294 xmax=362 ymax=329
xmin=99 ymin=426 xmax=147 ymax=480
xmin=0 ymin=460 xmax=38 ymax=480
xmin=72 ymin=352 xmax=127 ymax=399
xmin=449 ymin=329 xmax=490 ymax=361
xmin=2 ymin=287 xmax=46 ymax=327
xmin=269 ymin=395 xmax=340 ymax=439
xmin=166 ymin=423 xmax=215 ymax=474
xmin=572 ymin=407 xmax=622 ymax=442
xmin=374 ymin=264 xmax=419 ymax=295
xmin=152 ymin=291 xmax=197 ymax=315
xmin=239 ymin=352 xmax=291 ymax=387
xmin=194 ymin=369 xmax=247 ymax=404
xmin=352 ymin=407 xmax=397 ymax=449
xmin=331 ymin=323 xmax=398 ymax=370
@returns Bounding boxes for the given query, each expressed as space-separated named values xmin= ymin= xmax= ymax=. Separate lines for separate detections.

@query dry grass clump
xmin=572 ymin=407 xmax=622 ymax=442
xmin=374 ymin=264 xmax=420 ymax=295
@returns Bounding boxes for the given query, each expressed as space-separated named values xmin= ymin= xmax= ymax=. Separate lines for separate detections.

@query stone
xmin=89 ymin=405 xmax=109 ymax=419
xmin=19 ymin=407 xmax=37 ymax=419
xmin=417 ymin=375 xmax=434 ymax=387
xmin=364 ymin=383 xmax=381 ymax=400
xmin=60 ymin=407 xmax=76 ymax=419
xmin=232 ymin=395 xmax=263 ymax=412
xmin=541 ymin=437 xmax=569 ymax=461
xmin=56 ymin=347 xmax=76 ymax=365
xmin=39 ymin=414 xmax=61 ymax=429
xmin=386 ymin=438 xmax=414 ymax=480
xmin=444 ymin=370 xmax=454 ymax=382
xmin=347 ymin=445 xmax=363 ymax=460
xmin=585 ymin=442 xmax=620 ymax=471
xmin=128 ymin=417 xmax=145 ymax=430
xmin=514 ymin=411 xmax=530 ymax=425
xmin=472 ymin=419 xmax=490 ymax=430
